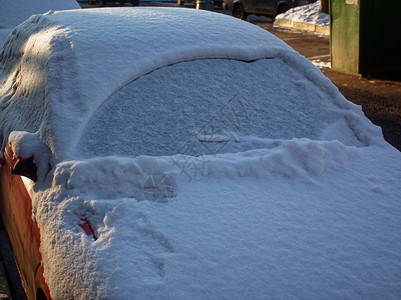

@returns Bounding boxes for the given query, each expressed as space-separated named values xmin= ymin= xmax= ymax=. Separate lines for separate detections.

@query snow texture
xmin=34 ymin=143 xmax=401 ymax=299
xmin=0 ymin=7 xmax=401 ymax=300
xmin=276 ymin=1 xmax=329 ymax=28
xmin=1 ymin=7 xmax=297 ymax=165
xmin=78 ymin=58 xmax=371 ymax=157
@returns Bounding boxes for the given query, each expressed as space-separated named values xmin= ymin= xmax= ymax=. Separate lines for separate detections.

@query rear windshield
xmin=78 ymin=58 xmax=346 ymax=157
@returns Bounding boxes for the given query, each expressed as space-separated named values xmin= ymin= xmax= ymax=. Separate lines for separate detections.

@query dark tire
xmin=232 ymin=3 xmax=247 ymax=20
xmin=37 ymin=289 xmax=47 ymax=300
xmin=277 ymin=4 xmax=289 ymax=15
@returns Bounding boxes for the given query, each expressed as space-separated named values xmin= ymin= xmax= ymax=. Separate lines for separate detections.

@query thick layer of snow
xmin=1 ymin=7 xmax=296 ymax=164
xmin=34 ymin=142 xmax=401 ymax=299
xmin=1 ymin=7 xmax=379 ymax=166
xmin=8 ymin=131 xmax=51 ymax=182
xmin=1 ymin=7 xmax=401 ymax=300
xmin=0 ymin=0 xmax=79 ymax=48
xmin=276 ymin=2 xmax=329 ymax=28
xmin=78 ymin=58 xmax=371 ymax=158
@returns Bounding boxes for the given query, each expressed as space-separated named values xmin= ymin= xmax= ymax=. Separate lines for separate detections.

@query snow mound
xmin=33 ymin=142 xmax=401 ymax=299
xmin=8 ymin=131 xmax=51 ymax=182
xmin=51 ymin=138 xmax=356 ymax=201
xmin=201 ymin=139 xmax=356 ymax=179
xmin=276 ymin=2 xmax=329 ymax=27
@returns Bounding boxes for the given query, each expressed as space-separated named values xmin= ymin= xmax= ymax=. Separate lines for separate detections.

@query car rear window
xmin=77 ymin=58 xmax=348 ymax=158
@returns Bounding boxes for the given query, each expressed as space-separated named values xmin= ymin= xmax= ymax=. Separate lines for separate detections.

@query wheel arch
xmin=36 ymin=288 xmax=47 ymax=300
xmin=232 ymin=0 xmax=247 ymax=20
xmin=233 ymin=0 xmax=244 ymax=9
xmin=34 ymin=263 xmax=52 ymax=300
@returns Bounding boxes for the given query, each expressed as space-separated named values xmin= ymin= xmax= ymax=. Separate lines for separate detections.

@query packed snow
xmin=0 ymin=7 xmax=401 ymax=300
xmin=310 ymin=58 xmax=331 ymax=68
xmin=275 ymin=1 xmax=329 ymax=28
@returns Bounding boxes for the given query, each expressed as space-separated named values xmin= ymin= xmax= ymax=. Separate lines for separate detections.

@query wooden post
xmin=320 ymin=0 xmax=329 ymax=14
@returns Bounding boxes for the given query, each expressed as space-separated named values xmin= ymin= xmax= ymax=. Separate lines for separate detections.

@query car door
xmin=250 ymin=0 xmax=277 ymax=15
xmin=0 ymin=142 xmax=50 ymax=300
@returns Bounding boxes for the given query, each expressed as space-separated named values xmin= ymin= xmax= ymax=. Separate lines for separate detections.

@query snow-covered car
xmin=1 ymin=7 xmax=401 ymax=300
xmin=222 ymin=0 xmax=297 ymax=19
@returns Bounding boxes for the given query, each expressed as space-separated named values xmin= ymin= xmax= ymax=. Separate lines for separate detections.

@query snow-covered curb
xmin=274 ymin=2 xmax=329 ymax=35
xmin=274 ymin=18 xmax=329 ymax=35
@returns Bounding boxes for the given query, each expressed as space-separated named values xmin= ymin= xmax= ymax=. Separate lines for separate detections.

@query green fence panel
xmin=330 ymin=0 xmax=401 ymax=77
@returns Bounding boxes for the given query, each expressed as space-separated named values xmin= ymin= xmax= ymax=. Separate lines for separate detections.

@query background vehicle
xmin=177 ymin=0 xmax=223 ymax=8
xmin=223 ymin=0 xmax=298 ymax=19
xmin=88 ymin=0 xmax=140 ymax=6
xmin=1 ymin=7 xmax=401 ymax=300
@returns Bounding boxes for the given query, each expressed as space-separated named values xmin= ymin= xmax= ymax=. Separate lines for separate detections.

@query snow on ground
xmin=0 ymin=0 xmax=79 ymax=47
xmin=276 ymin=1 xmax=329 ymax=28
xmin=310 ymin=58 xmax=331 ymax=68
xmin=1 ymin=7 xmax=401 ymax=299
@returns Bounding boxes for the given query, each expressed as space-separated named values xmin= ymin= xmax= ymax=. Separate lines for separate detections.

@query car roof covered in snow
xmin=0 ymin=7 xmax=380 ymax=164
